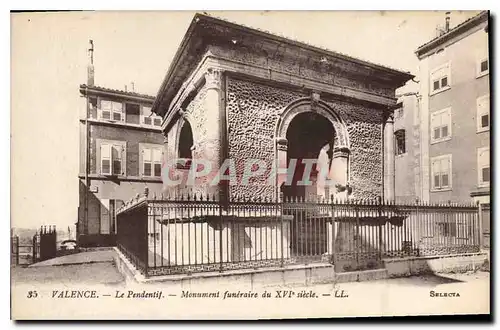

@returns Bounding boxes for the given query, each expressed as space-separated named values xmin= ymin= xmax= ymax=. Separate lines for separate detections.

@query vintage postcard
xmin=11 ymin=10 xmax=490 ymax=320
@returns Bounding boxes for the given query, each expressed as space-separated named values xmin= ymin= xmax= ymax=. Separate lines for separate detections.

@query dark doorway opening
xmin=282 ymin=111 xmax=336 ymax=257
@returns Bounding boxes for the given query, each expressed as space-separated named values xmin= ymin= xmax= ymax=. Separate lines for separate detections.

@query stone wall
xmin=226 ymin=77 xmax=383 ymax=200
xmin=226 ymin=77 xmax=305 ymax=200
xmin=324 ymin=100 xmax=383 ymax=199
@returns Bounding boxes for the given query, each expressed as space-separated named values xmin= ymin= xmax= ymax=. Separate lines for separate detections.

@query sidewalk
xmin=11 ymin=249 xmax=123 ymax=285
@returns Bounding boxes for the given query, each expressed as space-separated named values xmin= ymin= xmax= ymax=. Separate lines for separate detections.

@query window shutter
xmin=153 ymin=148 xmax=162 ymax=177
xmin=440 ymin=157 xmax=450 ymax=187
xmin=431 ymin=112 xmax=440 ymax=139
xmin=480 ymin=148 xmax=489 ymax=181
xmin=481 ymin=59 xmax=488 ymax=72
xmin=143 ymin=148 xmax=152 ymax=176
xmin=112 ymin=102 xmax=123 ymax=122
xmin=101 ymin=100 xmax=111 ymax=120
xmin=112 ymin=145 xmax=123 ymax=175
xmin=101 ymin=143 xmax=111 ymax=175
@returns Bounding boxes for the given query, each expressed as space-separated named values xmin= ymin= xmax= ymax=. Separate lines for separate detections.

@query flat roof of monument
xmin=152 ymin=13 xmax=414 ymax=117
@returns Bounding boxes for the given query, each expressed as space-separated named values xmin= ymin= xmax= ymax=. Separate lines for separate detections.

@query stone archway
xmin=275 ymin=99 xmax=351 ymax=258
xmin=275 ymin=99 xmax=350 ymax=201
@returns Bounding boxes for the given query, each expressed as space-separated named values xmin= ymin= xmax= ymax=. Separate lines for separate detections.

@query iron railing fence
xmin=116 ymin=193 xmax=481 ymax=277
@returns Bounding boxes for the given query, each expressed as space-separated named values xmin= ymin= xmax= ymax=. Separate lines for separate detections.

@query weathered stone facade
xmin=225 ymin=77 xmax=383 ymax=200
xmin=226 ymin=78 xmax=304 ymax=199
xmin=324 ymin=100 xmax=384 ymax=199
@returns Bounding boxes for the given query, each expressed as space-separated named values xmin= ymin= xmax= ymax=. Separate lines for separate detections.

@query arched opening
xmin=178 ymin=120 xmax=194 ymax=169
xmin=275 ymin=100 xmax=350 ymax=203
xmin=282 ymin=111 xmax=337 ymax=257
xmin=284 ymin=112 xmax=336 ymax=200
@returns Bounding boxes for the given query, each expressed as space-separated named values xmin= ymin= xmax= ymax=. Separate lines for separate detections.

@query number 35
xmin=27 ymin=291 xmax=38 ymax=298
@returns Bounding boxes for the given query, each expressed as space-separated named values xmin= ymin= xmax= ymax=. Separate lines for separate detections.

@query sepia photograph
xmin=10 ymin=9 xmax=491 ymax=320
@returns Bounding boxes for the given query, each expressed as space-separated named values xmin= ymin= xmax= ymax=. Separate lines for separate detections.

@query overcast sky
xmin=11 ymin=10 xmax=480 ymax=229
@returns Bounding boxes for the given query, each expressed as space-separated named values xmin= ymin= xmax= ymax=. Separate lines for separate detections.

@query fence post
xmin=280 ymin=192 xmax=284 ymax=268
xmin=378 ymin=196 xmax=383 ymax=260
xmin=219 ymin=197 xmax=224 ymax=273
xmin=32 ymin=234 xmax=37 ymax=264
xmin=355 ymin=202 xmax=360 ymax=270
xmin=477 ymin=201 xmax=483 ymax=250
xmin=331 ymin=195 xmax=335 ymax=265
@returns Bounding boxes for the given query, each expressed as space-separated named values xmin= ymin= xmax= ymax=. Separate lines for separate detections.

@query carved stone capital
xmin=276 ymin=137 xmax=288 ymax=151
xmin=332 ymin=146 xmax=350 ymax=159
xmin=205 ymin=68 xmax=223 ymax=90
xmin=178 ymin=108 xmax=188 ymax=119
xmin=385 ymin=111 xmax=395 ymax=124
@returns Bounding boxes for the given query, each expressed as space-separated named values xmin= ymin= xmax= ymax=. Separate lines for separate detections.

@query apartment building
xmin=415 ymin=11 xmax=490 ymax=206
xmin=77 ymin=42 xmax=164 ymax=246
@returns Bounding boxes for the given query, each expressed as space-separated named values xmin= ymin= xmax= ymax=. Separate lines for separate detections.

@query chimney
xmin=87 ymin=40 xmax=95 ymax=87
xmin=445 ymin=11 xmax=451 ymax=32
xmin=125 ymin=85 xmax=128 ymax=92
xmin=131 ymin=82 xmax=135 ymax=92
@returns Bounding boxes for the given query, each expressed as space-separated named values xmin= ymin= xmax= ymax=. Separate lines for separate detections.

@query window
xmin=477 ymin=95 xmax=490 ymax=132
xmin=431 ymin=154 xmax=452 ymax=190
xmin=141 ymin=106 xmax=162 ymax=127
xmin=430 ymin=108 xmax=452 ymax=143
xmin=100 ymin=100 xmax=124 ymax=122
xmin=141 ymin=145 xmax=163 ymax=177
xmin=125 ymin=103 xmax=140 ymax=125
xmin=99 ymin=140 xmax=126 ymax=176
xmin=478 ymin=147 xmax=490 ymax=187
xmin=394 ymin=129 xmax=406 ymax=155
xmin=477 ymin=58 xmax=489 ymax=77
xmin=430 ymin=63 xmax=451 ymax=94
xmin=394 ymin=107 xmax=404 ymax=119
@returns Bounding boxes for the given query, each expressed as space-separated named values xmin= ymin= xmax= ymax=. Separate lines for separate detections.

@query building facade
xmin=77 ymin=58 xmax=165 ymax=246
xmin=394 ymin=93 xmax=420 ymax=204
xmin=415 ymin=11 xmax=490 ymax=205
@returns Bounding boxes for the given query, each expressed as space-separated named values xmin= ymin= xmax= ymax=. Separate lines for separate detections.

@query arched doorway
xmin=284 ymin=112 xmax=335 ymax=200
xmin=275 ymin=100 xmax=350 ymax=257
xmin=276 ymin=100 xmax=350 ymax=202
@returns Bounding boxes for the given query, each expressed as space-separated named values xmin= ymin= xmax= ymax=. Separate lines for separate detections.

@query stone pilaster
xmin=384 ymin=112 xmax=395 ymax=201
xmin=202 ymin=68 xmax=223 ymax=197
xmin=330 ymin=147 xmax=350 ymax=199
xmin=275 ymin=137 xmax=288 ymax=201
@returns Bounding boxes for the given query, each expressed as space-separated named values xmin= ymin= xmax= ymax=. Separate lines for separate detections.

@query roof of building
xmin=79 ymin=84 xmax=155 ymax=101
xmin=415 ymin=11 xmax=489 ymax=58
xmin=152 ymin=13 xmax=414 ymax=117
